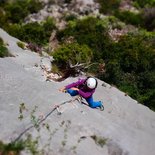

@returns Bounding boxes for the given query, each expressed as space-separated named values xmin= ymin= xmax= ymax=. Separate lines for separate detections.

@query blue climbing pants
xmin=67 ymin=89 xmax=102 ymax=108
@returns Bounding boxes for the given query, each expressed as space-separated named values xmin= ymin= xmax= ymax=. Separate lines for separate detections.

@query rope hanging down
xmin=13 ymin=96 xmax=81 ymax=143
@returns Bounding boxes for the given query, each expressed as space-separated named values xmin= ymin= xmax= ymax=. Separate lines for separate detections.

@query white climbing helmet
xmin=86 ymin=77 xmax=97 ymax=89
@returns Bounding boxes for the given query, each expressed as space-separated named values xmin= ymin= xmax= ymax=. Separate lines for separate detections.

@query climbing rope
xmin=13 ymin=96 xmax=81 ymax=143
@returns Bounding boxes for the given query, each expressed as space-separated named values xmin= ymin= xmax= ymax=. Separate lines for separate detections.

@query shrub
xmin=0 ymin=37 xmax=10 ymax=57
xmin=17 ymin=41 xmax=25 ymax=49
xmin=97 ymin=0 xmax=121 ymax=14
xmin=132 ymin=0 xmax=155 ymax=8
xmin=0 ymin=140 xmax=25 ymax=155
xmin=27 ymin=0 xmax=44 ymax=14
xmin=118 ymin=34 xmax=155 ymax=73
xmin=64 ymin=0 xmax=72 ymax=4
xmin=64 ymin=14 xmax=78 ymax=21
xmin=118 ymin=73 xmax=140 ymax=99
xmin=0 ymin=37 xmax=3 ymax=44
xmin=5 ymin=23 xmax=23 ymax=39
xmin=0 ymin=7 xmax=8 ymax=28
xmin=0 ymin=0 xmax=6 ymax=7
xmin=0 ymin=45 xmax=9 ymax=58
xmin=114 ymin=10 xmax=143 ymax=26
xmin=56 ymin=16 xmax=155 ymax=110
xmin=56 ymin=16 xmax=112 ymax=61
xmin=5 ymin=2 xmax=29 ymax=23
xmin=91 ymin=135 xmax=107 ymax=148
xmin=142 ymin=7 xmax=155 ymax=31
xmin=3 ymin=0 xmax=43 ymax=24
xmin=51 ymin=42 xmax=93 ymax=78
xmin=52 ymin=42 xmax=93 ymax=66
xmin=6 ymin=17 xmax=56 ymax=46
xmin=51 ymin=63 xmax=60 ymax=74
xmin=22 ymin=22 xmax=46 ymax=45
xmin=42 ymin=17 xmax=56 ymax=39
xmin=101 ymin=33 xmax=155 ymax=110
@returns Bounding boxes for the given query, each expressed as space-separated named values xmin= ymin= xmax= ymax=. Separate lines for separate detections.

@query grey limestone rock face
xmin=0 ymin=28 xmax=155 ymax=155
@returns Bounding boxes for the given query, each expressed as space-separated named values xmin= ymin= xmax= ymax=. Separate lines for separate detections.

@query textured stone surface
xmin=0 ymin=28 xmax=155 ymax=155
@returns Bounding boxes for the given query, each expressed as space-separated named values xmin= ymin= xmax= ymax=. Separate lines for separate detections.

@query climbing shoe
xmin=100 ymin=102 xmax=104 ymax=111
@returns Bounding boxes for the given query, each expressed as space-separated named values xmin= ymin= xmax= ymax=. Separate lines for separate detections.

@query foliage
xmin=0 ymin=37 xmax=4 ymax=45
xmin=115 ymin=10 xmax=143 ymax=26
xmin=17 ymin=22 xmax=45 ymax=45
xmin=64 ymin=0 xmax=72 ymax=4
xmin=52 ymin=42 xmax=93 ymax=67
xmin=17 ymin=41 xmax=25 ymax=49
xmin=132 ymin=0 xmax=155 ymax=8
xmin=56 ymin=16 xmax=155 ymax=110
xmin=0 ymin=37 xmax=10 ymax=57
xmin=1 ymin=102 xmax=79 ymax=154
xmin=51 ymin=63 xmax=60 ymax=74
xmin=0 ymin=136 xmax=40 ymax=155
xmin=0 ymin=7 xmax=9 ymax=28
xmin=101 ymin=33 xmax=155 ymax=110
xmin=57 ymin=16 xmax=112 ymax=61
xmin=64 ymin=14 xmax=78 ymax=22
xmin=0 ymin=0 xmax=44 ymax=44
xmin=0 ymin=0 xmax=154 ymax=112
xmin=91 ymin=135 xmax=107 ymax=148
xmin=5 ymin=1 xmax=29 ymax=23
xmin=0 ymin=0 xmax=49 ymax=46
xmin=6 ymin=17 xmax=56 ymax=46
xmin=27 ymin=0 xmax=44 ymax=14
xmin=142 ymin=8 xmax=155 ymax=31
xmin=97 ymin=0 xmax=121 ymax=14
xmin=42 ymin=17 xmax=56 ymax=39
xmin=0 ymin=140 xmax=25 ymax=155
xmin=1 ymin=0 xmax=43 ymax=24
xmin=101 ymin=16 xmax=125 ymax=29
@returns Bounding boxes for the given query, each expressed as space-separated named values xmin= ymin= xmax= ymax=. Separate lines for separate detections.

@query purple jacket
xmin=65 ymin=78 xmax=95 ymax=98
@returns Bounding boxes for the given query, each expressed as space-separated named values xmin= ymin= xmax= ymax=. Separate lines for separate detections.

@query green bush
xmin=56 ymin=16 xmax=155 ymax=110
xmin=22 ymin=22 xmax=46 ymax=45
xmin=4 ymin=23 xmax=24 ymax=39
xmin=0 ymin=37 xmax=3 ymax=44
xmin=0 ymin=134 xmax=40 ymax=155
xmin=64 ymin=14 xmax=78 ymax=22
xmin=115 ymin=10 xmax=143 ymax=26
xmin=101 ymin=33 xmax=155 ymax=110
xmin=57 ymin=16 xmax=112 ymax=61
xmin=6 ymin=17 xmax=56 ymax=46
xmin=17 ymin=41 xmax=25 ymax=49
xmin=27 ymin=0 xmax=44 ymax=14
xmin=52 ymin=42 xmax=93 ymax=66
xmin=118 ymin=34 xmax=155 ymax=73
xmin=0 ymin=45 xmax=9 ymax=58
xmin=0 ymin=7 xmax=8 ymax=27
xmin=0 ymin=140 xmax=25 ymax=155
xmin=91 ymin=135 xmax=107 ymax=148
xmin=142 ymin=8 xmax=155 ymax=31
xmin=0 ymin=37 xmax=10 ymax=57
xmin=3 ymin=0 xmax=43 ymax=24
xmin=42 ymin=17 xmax=56 ymax=39
xmin=97 ymin=0 xmax=121 ymax=14
xmin=5 ymin=2 xmax=29 ymax=23
xmin=0 ymin=0 xmax=6 ymax=7
xmin=64 ymin=0 xmax=72 ymax=4
xmin=132 ymin=0 xmax=155 ymax=8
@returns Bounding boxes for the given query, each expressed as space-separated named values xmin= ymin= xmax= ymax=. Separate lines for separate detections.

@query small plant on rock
xmin=91 ymin=135 xmax=107 ymax=148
